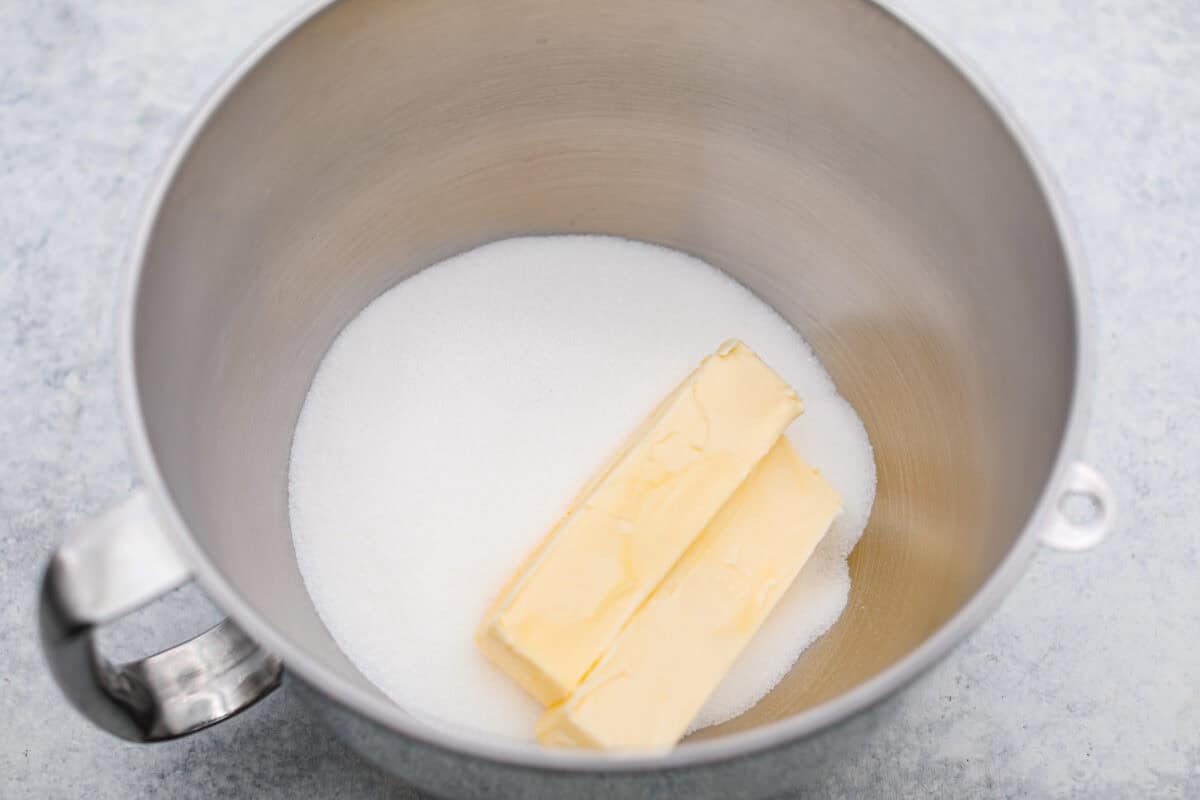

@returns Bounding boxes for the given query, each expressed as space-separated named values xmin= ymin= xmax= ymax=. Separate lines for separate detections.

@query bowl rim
xmin=117 ymin=0 xmax=1094 ymax=773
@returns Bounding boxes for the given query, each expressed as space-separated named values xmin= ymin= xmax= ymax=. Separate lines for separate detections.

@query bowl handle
xmin=1041 ymin=461 xmax=1116 ymax=552
xmin=37 ymin=489 xmax=283 ymax=741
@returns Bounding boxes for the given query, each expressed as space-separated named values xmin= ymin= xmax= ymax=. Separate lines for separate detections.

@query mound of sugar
xmin=288 ymin=235 xmax=876 ymax=742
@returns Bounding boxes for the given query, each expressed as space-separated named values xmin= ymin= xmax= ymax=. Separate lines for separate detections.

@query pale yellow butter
xmin=536 ymin=439 xmax=841 ymax=750
xmin=477 ymin=341 xmax=802 ymax=705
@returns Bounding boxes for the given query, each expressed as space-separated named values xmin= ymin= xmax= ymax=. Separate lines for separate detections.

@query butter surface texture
xmin=477 ymin=341 xmax=802 ymax=705
xmin=536 ymin=439 xmax=841 ymax=750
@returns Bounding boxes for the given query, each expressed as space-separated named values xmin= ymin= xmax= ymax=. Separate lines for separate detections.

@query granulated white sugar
xmin=288 ymin=235 xmax=876 ymax=743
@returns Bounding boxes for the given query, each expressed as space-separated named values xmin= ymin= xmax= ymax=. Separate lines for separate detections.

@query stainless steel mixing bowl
xmin=40 ymin=0 xmax=1114 ymax=796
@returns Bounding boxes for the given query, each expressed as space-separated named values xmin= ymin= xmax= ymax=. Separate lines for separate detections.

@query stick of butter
xmin=477 ymin=340 xmax=802 ymax=705
xmin=536 ymin=439 xmax=841 ymax=750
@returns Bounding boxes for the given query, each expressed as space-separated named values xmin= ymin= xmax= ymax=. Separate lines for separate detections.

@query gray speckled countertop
xmin=2 ymin=1 xmax=1198 ymax=797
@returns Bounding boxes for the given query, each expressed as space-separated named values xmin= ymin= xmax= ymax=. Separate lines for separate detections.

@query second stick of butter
xmin=537 ymin=440 xmax=841 ymax=750
xmin=477 ymin=341 xmax=803 ymax=705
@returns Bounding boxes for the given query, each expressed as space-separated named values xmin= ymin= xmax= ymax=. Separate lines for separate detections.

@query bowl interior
xmin=133 ymin=0 xmax=1076 ymax=750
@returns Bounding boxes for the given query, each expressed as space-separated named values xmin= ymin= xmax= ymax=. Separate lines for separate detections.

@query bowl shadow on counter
xmin=151 ymin=677 xmax=421 ymax=799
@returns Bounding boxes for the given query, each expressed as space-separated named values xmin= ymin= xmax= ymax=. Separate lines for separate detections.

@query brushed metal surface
xmin=117 ymin=0 xmax=1084 ymax=788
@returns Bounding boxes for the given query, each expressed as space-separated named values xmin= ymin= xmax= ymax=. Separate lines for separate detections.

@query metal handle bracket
xmin=1041 ymin=461 xmax=1115 ymax=552
xmin=39 ymin=490 xmax=282 ymax=741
